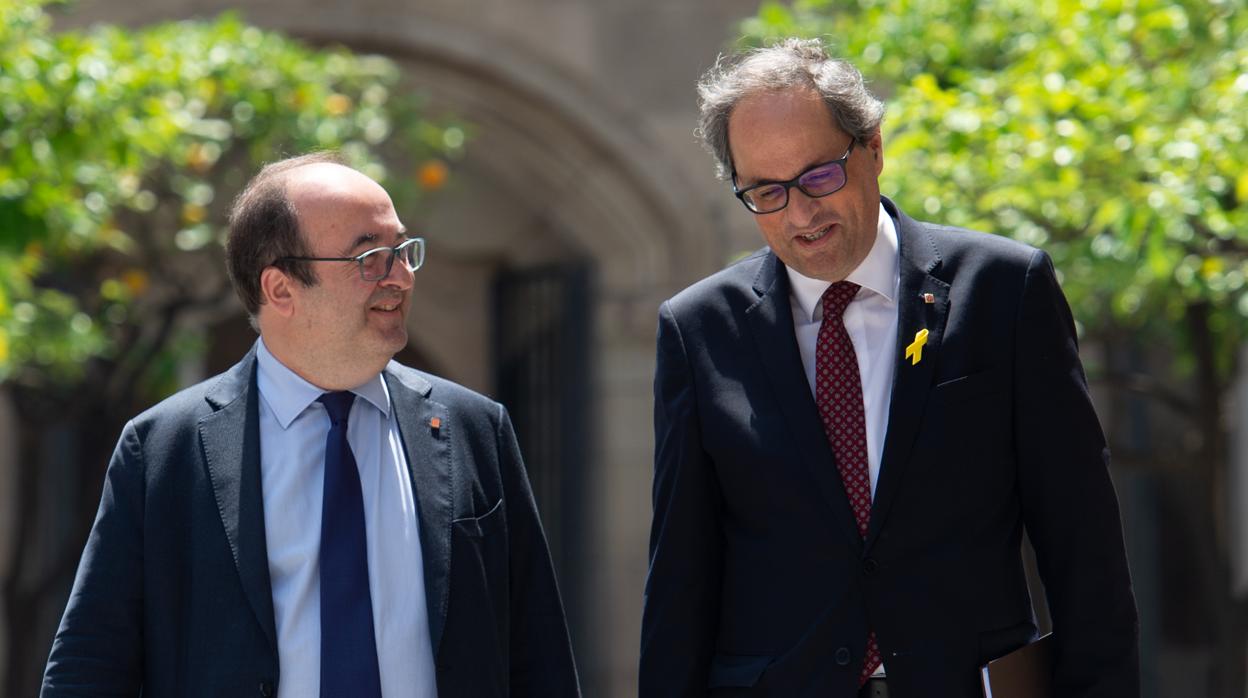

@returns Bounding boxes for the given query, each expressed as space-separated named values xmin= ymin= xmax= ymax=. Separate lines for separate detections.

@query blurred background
xmin=1 ymin=0 xmax=1245 ymax=695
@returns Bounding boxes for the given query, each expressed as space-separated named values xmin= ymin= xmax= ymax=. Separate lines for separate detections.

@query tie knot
xmin=821 ymin=281 xmax=861 ymax=322
xmin=318 ymin=391 xmax=355 ymax=426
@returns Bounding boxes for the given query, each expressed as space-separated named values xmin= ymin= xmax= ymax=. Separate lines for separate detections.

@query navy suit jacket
xmin=641 ymin=198 xmax=1138 ymax=697
xmin=42 ymin=347 xmax=580 ymax=697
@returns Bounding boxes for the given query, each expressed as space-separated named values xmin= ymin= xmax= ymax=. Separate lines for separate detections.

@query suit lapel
xmin=199 ymin=347 xmax=278 ymax=653
xmin=746 ymin=253 xmax=864 ymax=553
xmin=867 ymin=202 xmax=950 ymax=549
xmin=385 ymin=366 xmax=452 ymax=658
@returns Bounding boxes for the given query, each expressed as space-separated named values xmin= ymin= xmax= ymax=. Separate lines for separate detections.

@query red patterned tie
xmin=814 ymin=281 xmax=882 ymax=686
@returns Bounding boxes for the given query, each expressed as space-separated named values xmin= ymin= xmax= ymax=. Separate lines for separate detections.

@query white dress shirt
xmin=787 ymin=203 xmax=900 ymax=498
xmin=255 ymin=339 xmax=437 ymax=698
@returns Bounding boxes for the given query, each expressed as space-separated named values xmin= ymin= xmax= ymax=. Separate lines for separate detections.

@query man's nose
xmin=785 ymin=187 xmax=820 ymax=228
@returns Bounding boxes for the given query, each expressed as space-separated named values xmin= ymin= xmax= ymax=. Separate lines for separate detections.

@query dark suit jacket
xmin=42 ymin=348 xmax=580 ymax=697
xmin=641 ymin=198 xmax=1138 ymax=697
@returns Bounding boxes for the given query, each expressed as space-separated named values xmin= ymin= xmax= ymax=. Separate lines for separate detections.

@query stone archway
xmin=352 ymin=33 xmax=709 ymax=697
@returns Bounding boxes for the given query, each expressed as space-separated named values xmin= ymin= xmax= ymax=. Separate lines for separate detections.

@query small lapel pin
xmin=905 ymin=328 xmax=930 ymax=365
xmin=429 ymin=416 xmax=441 ymax=434
xmin=921 ymin=292 xmax=935 ymax=304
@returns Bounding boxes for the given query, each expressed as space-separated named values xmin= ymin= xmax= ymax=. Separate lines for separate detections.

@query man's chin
xmin=381 ymin=330 xmax=410 ymax=356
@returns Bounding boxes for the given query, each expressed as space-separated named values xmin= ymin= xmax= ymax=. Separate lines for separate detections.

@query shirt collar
xmin=255 ymin=338 xmax=391 ymax=429
xmin=786 ymin=202 xmax=899 ymax=322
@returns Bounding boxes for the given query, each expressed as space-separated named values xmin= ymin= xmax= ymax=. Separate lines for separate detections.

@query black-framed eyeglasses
xmin=732 ymin=141 xmax=858 ymax=214
xmin=278 ymin=236 xmax=426 ymax=282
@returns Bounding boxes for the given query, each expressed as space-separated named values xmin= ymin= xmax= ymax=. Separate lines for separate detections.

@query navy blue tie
xmin=318 ymin=392 xmax=382 ymax=698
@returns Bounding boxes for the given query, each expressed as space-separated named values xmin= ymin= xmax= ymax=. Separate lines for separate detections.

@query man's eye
xmin=753 ymin=185 xmax=785 ymax=201
xmin=360 ymin=249 xmax=388 ymax=269
xmin=802 ymin=169 xmax=835 ymax=186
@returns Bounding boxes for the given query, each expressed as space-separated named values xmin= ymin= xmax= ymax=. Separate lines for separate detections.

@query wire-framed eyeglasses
xmin=279 ymin=237 xmax=426 ymax=282
xmin=732 ymin=141 xmax=858 ymax=214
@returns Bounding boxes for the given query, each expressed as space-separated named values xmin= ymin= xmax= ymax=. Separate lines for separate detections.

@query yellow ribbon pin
xmin=905 ymin=329 xmax=929 ymax=365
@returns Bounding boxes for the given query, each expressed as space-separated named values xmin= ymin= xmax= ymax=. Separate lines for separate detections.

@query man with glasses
xmin=642 ymin=39 xmax=1138 ymax=697
xmin=42 ymin=153 xmax=580 ymax=698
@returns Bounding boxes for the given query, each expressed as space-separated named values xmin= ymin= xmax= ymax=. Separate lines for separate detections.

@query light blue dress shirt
xmin=255 ymin=339 xmax=437 ymax=698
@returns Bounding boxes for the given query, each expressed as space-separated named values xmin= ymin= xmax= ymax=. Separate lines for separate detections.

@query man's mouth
xmin=372 ymin=301 xmax=401 ymax=312
xmin=799 ymin=224 xmax=833 ymax=243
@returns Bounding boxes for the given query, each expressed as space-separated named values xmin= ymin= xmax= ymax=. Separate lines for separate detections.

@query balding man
xmin=42 ymin=152 xmax=580 ymax=698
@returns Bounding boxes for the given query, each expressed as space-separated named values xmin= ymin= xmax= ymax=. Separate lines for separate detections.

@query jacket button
xmin=863 ymin=557 xmax=880 ymax=575
xmin=258 ymin=680 xmax=274 ymax=697
xmin=835 ymin=647 xmax=852 ymax=666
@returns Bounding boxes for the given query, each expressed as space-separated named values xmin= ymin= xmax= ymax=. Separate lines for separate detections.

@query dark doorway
xmin=492 ymin=263 xmax=592 ymax=653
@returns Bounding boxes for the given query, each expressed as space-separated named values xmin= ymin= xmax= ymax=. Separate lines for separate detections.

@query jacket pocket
xmin=707 ymin=653 xmax=774 ymax=688
xmin=934 ymin=367 xmax=1005 ymax=405
xmin=452 ymin=497 xmax=503 ymax=538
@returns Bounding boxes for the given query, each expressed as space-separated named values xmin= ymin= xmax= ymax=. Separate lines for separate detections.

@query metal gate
xmin=492 ymin=264 xmax=591 ymax=604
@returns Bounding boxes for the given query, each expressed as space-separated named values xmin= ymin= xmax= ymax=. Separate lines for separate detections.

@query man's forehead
xmin=283 ymin=164 xmax=402 ymax=247
xmin=728 ymin=88 xmax=850 ymax=180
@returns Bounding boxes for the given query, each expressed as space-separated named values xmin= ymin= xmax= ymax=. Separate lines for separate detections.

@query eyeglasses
xmin=732 ymin=141 xmax=857 ymax=214
xmin=279 ymin=237 xmax=426 ymax=282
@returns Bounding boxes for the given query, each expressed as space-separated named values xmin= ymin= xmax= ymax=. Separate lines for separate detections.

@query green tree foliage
xmin=0 ymin=0 xmax=464 ymax=389
xmin=0 ymin=3 xmax=465 ymax=692
xmin=743 ymin=0 xmax=1246 ymax=376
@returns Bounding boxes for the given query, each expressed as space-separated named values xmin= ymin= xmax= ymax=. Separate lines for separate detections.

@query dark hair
xmin=697 ymin=37 xmax=886 ymax=180
xmin=225 ymin=151 xmax=346 ymax=317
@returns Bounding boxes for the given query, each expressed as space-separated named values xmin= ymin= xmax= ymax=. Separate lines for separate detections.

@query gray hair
xmin=696 ymin=37 xmax=886 ymax=180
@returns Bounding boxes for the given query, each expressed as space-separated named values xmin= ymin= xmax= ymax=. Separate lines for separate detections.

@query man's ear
xmin=867 ymin=130 xmax=884 ymax=175
xmin=259 ymin=266 xmax=297 ymax=318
